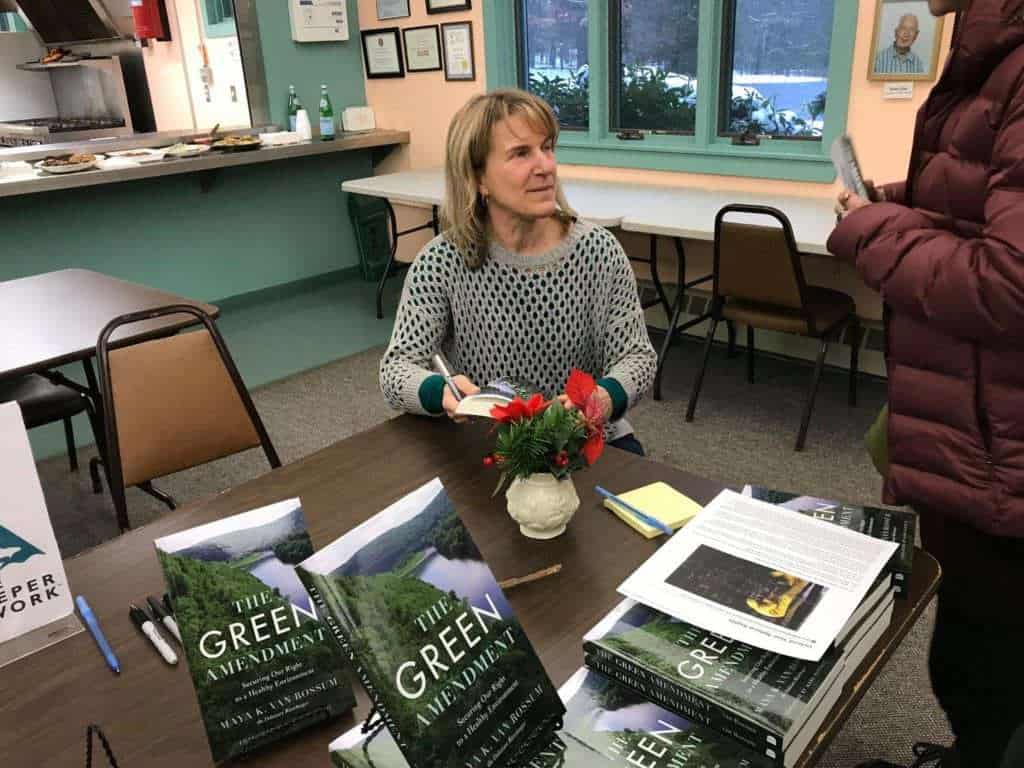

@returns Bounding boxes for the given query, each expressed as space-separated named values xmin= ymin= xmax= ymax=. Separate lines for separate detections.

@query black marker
xmin=147 ymin=595 xmax=182 ymax=646
xmin=130 ymin=604 xmax=178 ymax=665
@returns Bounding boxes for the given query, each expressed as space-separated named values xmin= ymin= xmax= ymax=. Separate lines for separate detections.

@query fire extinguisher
xmin=130 ymin=0 xmax=171 ymax=43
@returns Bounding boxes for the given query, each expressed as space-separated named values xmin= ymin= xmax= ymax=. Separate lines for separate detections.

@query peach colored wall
xmin=359 ymin=0 xmax=954 ymax=321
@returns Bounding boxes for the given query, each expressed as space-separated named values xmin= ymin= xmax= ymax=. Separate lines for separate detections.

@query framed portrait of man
xmin=868 ymin=0 xmax=945 ymax=81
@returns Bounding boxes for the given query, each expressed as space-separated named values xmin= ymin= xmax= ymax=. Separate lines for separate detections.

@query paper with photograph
xmin=618 ymin=489 xmax=897 ymax=661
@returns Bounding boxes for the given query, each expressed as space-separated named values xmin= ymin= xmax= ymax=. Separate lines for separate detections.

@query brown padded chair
xmin=96 ymin=305 xmax=281 ymax=532
xmin=685 ymin=204 xmax=860 ymax=451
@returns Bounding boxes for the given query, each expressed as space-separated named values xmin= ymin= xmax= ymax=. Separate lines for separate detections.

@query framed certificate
xmin=441 ymin=21 xmax=475 ymax=81
xmin=361 ymin=27 xmax=405 ymax=79
xmin=376 ymin=0 xmax=410 ymax=20
xmin=426 ymin=0 xmax=471 ymax=14
xmin=403 ymin=25 xmax=442 ymax=73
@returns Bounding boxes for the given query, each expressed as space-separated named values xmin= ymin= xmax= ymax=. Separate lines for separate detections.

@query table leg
xmin=652 ymin=237 xmax=718 ymax=401
xmin=376 ymin=200 xmax=438 ymax=320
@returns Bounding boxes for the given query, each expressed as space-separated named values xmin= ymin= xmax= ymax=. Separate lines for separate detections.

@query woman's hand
xmin=443 ymin=375 xmax=480 ymax=423
xmin=835 ymin=179 xmax=885 ymax=220
xmin=557 ymin=386 xmax=613 ymax=422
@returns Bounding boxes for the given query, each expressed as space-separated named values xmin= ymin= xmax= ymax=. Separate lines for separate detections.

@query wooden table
xmin=0 ymin=416 xmax=940 ymax=768
xmin=341 ymin=170 xmax=838 ymax=398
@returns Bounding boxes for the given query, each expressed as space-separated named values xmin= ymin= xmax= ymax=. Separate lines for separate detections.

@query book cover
xmin=583 ymin=598 xmax=854 ymax=758
xmin=154 ymin=498 xmax=356 ymax=764
xmin=330 ymin=667 xmax=772 ymax=767
xmin=742 ymin=486 xmax=915 ymax=596
xmin=297 ymin=477 xmax=565 ymax=768
xmin=0 ymin=402 xmax=81 ymax=661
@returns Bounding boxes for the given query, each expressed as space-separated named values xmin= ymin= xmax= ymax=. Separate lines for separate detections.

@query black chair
xmin=686 ymin=204 xmax=860 ymax=451
xmin=0 ymin=373 xmax=102 ymax=487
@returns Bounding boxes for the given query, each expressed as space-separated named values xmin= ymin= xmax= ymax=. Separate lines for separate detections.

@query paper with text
xmin=618 ymin=489 xmax=897 ymax=661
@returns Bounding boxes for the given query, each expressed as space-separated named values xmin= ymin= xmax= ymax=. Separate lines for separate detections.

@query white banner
xmin=0 ymin=402 xmax=75 ymax=647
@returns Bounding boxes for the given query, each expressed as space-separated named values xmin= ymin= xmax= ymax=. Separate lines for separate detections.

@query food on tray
xmin=40 ymin=47 xmax=71 ymax=65
xmin=163 ymin=143 xmax=207 ymax=157
xmin=39 ymin=153 xmax=96 ymax=167
xmin=212 ymin=134 xmax=261 ymax=147
xmin=118 ymin=150 xmax=154 ymax=158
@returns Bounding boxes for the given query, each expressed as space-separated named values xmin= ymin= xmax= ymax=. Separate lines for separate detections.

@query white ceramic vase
xmin=505 ymin=473 xmax=580 ymax=540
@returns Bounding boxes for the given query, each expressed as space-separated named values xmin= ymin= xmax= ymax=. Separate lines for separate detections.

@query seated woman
xmin=379 ymin=89 xmax=657 ymax=453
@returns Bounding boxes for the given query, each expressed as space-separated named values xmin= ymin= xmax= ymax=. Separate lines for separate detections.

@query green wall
xmin=0 ymin=0 xmax=373 ymax=300
xmin=257 ymin=0 xmax=366 ymax=131
xmin=0 ymin=152 xmax=373 ymax=300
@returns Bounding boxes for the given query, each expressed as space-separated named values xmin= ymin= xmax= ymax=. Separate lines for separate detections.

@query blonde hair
xmin=441 ymin=89 xmax=576 ymax=269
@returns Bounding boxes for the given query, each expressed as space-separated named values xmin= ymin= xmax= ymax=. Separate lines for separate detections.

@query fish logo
xmin=0 ymin=525 xmax=43 ymax=572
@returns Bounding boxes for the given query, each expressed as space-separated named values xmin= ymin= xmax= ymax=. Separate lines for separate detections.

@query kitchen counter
xmin=0 ymin=129 xmax=410 ymax=198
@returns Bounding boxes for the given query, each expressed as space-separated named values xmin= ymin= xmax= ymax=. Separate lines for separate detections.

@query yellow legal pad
xmin=602 ymin=481 xmax=702 ymax=539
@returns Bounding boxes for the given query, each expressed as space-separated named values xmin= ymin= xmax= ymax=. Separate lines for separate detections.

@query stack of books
xmin=577 ymin=486 xmax=915 ymax=767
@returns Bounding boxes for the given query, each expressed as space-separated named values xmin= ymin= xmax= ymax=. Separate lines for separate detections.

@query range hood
xmin=14 ymin=0 xmax=124 ymax=46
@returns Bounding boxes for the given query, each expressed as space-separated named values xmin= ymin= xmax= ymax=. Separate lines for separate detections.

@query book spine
xmin=584 ymin=643 xmax=784 ymax=767
xmin=306 ymin=581 xmax=409 ymax=755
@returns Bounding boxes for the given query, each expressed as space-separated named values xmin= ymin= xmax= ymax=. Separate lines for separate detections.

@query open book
xmin=453 ymin=378 xmax=541 ymax=418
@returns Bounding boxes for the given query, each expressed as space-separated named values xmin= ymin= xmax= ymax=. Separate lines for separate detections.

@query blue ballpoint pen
xmin=594 ymin=485 xmax=675 ymax=537
xmin=75 ymin=595 xmax=121 ymax=674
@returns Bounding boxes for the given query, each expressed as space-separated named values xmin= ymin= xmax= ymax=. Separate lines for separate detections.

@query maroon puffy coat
xmin=828 ymin=0 xmax=1024 ymax=538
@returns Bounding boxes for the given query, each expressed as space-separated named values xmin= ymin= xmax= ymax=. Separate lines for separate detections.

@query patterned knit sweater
xmin=379 ymin=218 xmax=658 ymax=436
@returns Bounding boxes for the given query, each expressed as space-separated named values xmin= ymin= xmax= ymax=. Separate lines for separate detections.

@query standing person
xmin=874 ymin=13 xmax=926 ymax=74
xmin=379 ymin=89 xmax=657 ymax=454
xmin=830 ymin=1 xmax=1024 ymax=766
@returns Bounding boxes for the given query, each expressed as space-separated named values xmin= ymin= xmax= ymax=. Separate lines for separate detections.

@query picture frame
xmin=426 ymin=0 xmax=471 ymax=14
xmin=441 ymin=20 xmax=475 ymax=81
xmin=867 ymin=0 xmax=945 ymax=81
xmin=361 ymin=27 xmax=405 ymax=79
xmin=376 ymin=0 xmax=410 ymax=20
xmin=403 ymin=24 xmax=442 ymax=73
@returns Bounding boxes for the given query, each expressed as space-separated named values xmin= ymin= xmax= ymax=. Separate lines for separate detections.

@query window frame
xmin=485 ymin=0 xmax=858 ymax=183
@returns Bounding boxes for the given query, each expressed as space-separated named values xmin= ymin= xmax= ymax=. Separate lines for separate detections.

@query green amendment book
xmin=296 ymin=478 xmax=565 ymax=768
xmin=742 ymin=486 xmax=916 ymax=597
xmin=583 ymin=596 xmax=893 ymax=766
xmin=155 ymin=498 xmax=356 ymax=764
xmin=329 ymin=666 xmax=773 ymax=767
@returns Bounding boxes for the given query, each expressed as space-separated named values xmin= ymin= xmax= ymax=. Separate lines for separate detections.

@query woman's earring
xmin=479 ymin=193 xmax=488 ymax=209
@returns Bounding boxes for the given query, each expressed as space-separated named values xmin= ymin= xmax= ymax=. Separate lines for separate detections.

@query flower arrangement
xmin=485 ymin=369 xmax=607 ymax=494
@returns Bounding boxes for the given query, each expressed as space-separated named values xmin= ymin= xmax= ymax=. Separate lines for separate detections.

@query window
xmin=202 ymin=0 xmax=237 ymax=38
xmin=0 ymin=12 xmax=25 ymax=32
xmin=721 ymin=0 xmax=834 ymax=138
xmin=490 ymin=0 xmax=855 ymax=181
xmin=520 ymin=0 xmax=589 ymax=130
xmin=611 ymin=0 xmax=700 ymax=134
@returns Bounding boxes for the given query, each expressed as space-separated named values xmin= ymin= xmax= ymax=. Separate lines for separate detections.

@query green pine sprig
xmin=491 ymin=399 xmax=589 ymax=495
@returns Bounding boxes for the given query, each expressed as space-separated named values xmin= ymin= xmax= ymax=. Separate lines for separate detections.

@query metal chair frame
xmin=95 ymin=304 xmax=281 ymax=532
xmin=685 ymin=204 xmax=861 ymax=451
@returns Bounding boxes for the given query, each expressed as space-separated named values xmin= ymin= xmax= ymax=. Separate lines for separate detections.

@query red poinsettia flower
xmin=581 ymin=430 xmax=605 ymax=466
xmin=564 ymin=368 xmax=607 ymax=466
xmin=490 ymin=393 xmax=550 ymax=423
xmin=565 ymin=369 xmax=597 ymax=410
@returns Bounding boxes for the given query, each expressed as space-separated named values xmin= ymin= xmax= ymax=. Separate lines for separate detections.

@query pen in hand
xmin=432 ymin=353 xmax=464 ymax=403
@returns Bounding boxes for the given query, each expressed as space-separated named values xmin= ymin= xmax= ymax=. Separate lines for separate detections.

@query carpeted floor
xmin=36 ymin=336 xmax=949 ymax=768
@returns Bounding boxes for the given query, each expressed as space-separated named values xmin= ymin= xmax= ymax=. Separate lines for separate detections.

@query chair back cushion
xmin=108 ymin=330 xmax=261 ymax=487
xmin=718 ymin=221 xmax=803 ymax=309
